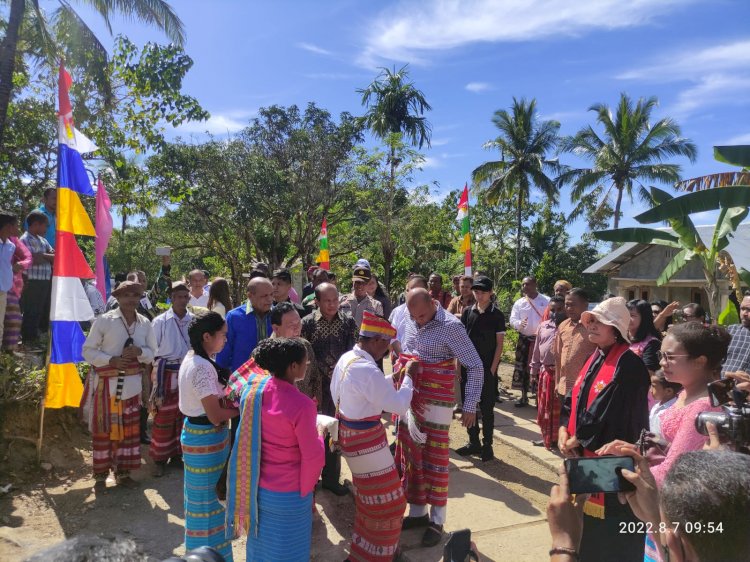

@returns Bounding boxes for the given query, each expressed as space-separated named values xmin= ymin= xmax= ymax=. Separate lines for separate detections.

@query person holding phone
xmin=558 ymin=297 xmax=649 ymax=561
xmin=81 ymin=280 xmax=157 ymax=491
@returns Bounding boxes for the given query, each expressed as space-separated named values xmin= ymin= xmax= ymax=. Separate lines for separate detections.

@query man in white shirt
xmin=82 ymin=281 xmax=157 ymax=492
xmin=389 ymin=275 xmax=428 ymax=357
xmin=188 ymin=269 xmax=209 ymax=308
xmin=331 ymin=311 xmax=415 ymax=562
xmin=509 ymin=276 xmax=550 ymax=407
xmin=149 ymin=282 xmax=194 ymax=476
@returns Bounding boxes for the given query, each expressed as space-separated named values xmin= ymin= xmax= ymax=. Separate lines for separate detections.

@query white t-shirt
xmin=189 ymin=292 xmax=209 ymax=308
xmin=178 ymin=351 xmax=225 ymax=417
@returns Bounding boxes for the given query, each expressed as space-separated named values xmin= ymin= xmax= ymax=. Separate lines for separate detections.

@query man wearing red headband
xmin=331 ymin=311 xmax=415 ymax=562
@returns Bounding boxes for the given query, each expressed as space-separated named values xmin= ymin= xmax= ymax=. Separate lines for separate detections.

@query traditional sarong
xmin=149 ymin=361 xmax=183 ymax=462
xmin=536 ymin=366 xmax=560 ymax=449
xmin=511 ymin=334 xmax=535 ymax=390
xmin=89 ymin=363 xmax=143 ymax=476
xmin=181 ymin=420 xmax=233 ymax=562
xmin=2 ymin=292 xmax=21 ymax=349
xmin=247 ymin=488 xmax=313 ymax=561
xmin=225 ymin=357 xmax=267 ymax=407
xmin=339 ymin=415 xmax=406 ymax=562
xmin=394 ymin=355 xmax=454 ymax=508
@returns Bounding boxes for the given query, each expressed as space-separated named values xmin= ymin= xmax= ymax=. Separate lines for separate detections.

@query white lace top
xmin=178 ymin=351 xmax=225 ymax=417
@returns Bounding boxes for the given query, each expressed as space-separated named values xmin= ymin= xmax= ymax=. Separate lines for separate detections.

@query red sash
xmin=567 ymin=342 xmax=629 ymax=519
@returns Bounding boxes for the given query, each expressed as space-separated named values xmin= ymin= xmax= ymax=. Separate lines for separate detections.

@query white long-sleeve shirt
xmin=331 ymin=346 xmax=414 ymax=420
xmin=153 ymin=308 xmax=193 ymax=363
xmin=510 ymin=293 xmax=550 ymax=337
xmin=389 ymin=303 xmax=409 ymax=345
xmin=82 ymin=309 xmax=157 ymax=400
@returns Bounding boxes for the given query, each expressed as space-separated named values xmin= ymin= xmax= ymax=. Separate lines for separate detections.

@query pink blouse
xmin=258 ymin=377 xmax=325 ymax=496
xmin=651 ymin=394 xmax=720 ymax=485
xmin=9 ymin=236 xmax=31 ymax=297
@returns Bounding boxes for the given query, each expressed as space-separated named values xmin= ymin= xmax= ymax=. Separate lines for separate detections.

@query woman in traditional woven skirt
xmin=2 ymin=235 xmax=30 ymax=351
xmin=178 ymin=312 xmax=239 ymax=561
xmin=225 ymin=337 xmax=326 ymax=561
xmin=331 ymin=311 xmax=415 ymax=561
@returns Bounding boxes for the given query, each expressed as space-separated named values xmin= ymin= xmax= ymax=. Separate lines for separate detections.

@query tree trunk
xmin=703 ymin=265 xmax=721 ymax=324
xmin=613 ymin=182 xmax=624 ymax=230
xmin=383 ymin=144 xmax=396 ymax=293
xmin=515 ymin=188 xmax=522 ymax=279
xmin=0 ymin=0 xmax=26 ymax=148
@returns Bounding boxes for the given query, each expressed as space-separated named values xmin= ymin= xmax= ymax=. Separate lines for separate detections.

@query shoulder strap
xmin=335 ymin=355 xmax=363 ymax=418
xmin=525 ymin=296 xmax=543 ymax=318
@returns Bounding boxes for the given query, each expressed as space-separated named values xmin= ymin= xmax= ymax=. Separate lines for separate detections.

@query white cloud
xmin=618 ymin=39 xmax=750 ymax=117
xmin=465 ymin=81 xmax=491 ymax=93
xmin=421 ymin=156 xmax=443 ymax=169
xmin=721 ymin=133 xmax=750 ymax=145
xmin=358 ymin=0 xmax=693 ymax=66
xmin=431 ymin=137 xmax=451 ymax=146
xmin=297 ymin=42 xmax=333 ymax=56
xmin=175 ymin=110 xmax=256 ymax=135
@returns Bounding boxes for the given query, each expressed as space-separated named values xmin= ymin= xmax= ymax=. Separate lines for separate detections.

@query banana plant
xmin=594 ymin=184 xmax=750 ymax=321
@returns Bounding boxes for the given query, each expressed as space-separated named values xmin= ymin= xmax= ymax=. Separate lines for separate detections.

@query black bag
xmin=443 ymin=529 xmax=479 ymax=561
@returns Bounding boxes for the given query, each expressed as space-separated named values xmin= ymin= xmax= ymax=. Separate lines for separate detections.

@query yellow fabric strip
xmin=57 ymin=187 xmax=95 ymax=236
xmin=459 ymin=233 xmax=471 ymax=252
xmin=46 ymin=363 xmax=84 ymax=408
xmin=316 ymin=249 xmax=330 ymax=263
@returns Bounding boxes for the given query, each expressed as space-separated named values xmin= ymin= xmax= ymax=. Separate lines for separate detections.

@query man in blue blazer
xmin=216 ymin=277 xmax=274 ymax=372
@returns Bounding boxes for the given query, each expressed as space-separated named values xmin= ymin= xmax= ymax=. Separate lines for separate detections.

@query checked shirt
xmin=722 ymin=324 xmax=750 ymax=376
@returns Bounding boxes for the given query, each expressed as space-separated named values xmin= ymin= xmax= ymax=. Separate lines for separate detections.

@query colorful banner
xmin=95 ymin=178 xmax=113 ymax=303
xmin=45 ymin=64 xmax=96 ymax=409
xmin=456 ymin=184 xmax=472 ymax=276
xmin=316 ymin=218 xmax=330 ymax=270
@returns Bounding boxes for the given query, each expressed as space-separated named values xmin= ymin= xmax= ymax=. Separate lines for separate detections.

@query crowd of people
xmin=5 ymin=216 xmax=749 ymax=561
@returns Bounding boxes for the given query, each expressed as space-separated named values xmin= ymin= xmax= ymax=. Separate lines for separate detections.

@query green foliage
xmin=0 ymin=353 xmax=47 ymax=404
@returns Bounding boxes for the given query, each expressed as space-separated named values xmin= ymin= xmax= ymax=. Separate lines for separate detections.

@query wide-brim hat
xmin=111 ymin=280 xmax=145 ymax=298
xmin=580 ymin=296 xmax=631 ymax=344
xmin=169 ymin=281 xmax=190 ymax=294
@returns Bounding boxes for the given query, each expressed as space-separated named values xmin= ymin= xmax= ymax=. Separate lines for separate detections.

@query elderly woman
xmin=226 ymin=337 xmax=326 ymax=561
xmin=558 ymin=297 xmax=650 ymax=562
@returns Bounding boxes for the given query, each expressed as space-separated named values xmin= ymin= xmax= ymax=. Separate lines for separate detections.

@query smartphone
xmin=707 ymin=379 xmax=734 ymax=407
xmin=443 ymin=529 xmax=477 ymax=562
xmin=565 ymin=456 xmax=636 ymax=494
xmin=155 ymin=246 xmax=172 ymax=256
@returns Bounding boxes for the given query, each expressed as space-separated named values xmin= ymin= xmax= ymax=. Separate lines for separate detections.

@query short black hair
xmin=0 ymin=210 xmax=17 ymax=230
xmin=667 ymin=322 xmax=730 ymax=373
xmin=270 ymin=302 xmax=297 ymax=325
xmin=249 ymin=268 xmax=268 ymax=279
xmin=661 ymin=451 xmax=750 ymax=562
xmin=408 ymin=275 xmax=428 ymax=289
xmin=271 ymin=268 xmax=292 ymax=284
xmin=252 ymin=337 xmax=307 ymax=378
xmin=567 ymin=287 xmax=589 ymax=302
xmin=43 ymin=186 xmax=56 ymax=199
xmin=549 ymin=296 xmax=565 ymax=305
xmin=683 ymin=302 xmax=706 ymax=320
xmin=651 ymin=370 xmax=682 ymax=393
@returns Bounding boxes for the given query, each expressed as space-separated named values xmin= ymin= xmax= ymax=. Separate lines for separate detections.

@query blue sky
xmin=53 ymin=0 xmax=750 ymax=241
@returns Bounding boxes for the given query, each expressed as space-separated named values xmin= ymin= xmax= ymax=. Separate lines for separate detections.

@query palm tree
xmin=559 ymin=93 xmax=697 ymax=230
xmin=471 ymin=97 xmax=561 ymax=278
xmin=0 ymin=0 xmax=185 ymax=146
xmin=358 ymin=64 xmax=431 ymax=291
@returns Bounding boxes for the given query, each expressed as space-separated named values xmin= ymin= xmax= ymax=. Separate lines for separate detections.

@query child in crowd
xmin=20 ymin=210 xmax=54 ymax=347
xmin=648 ymin=370 xmax=681 ymax=436
xmin=0 ymin=211 xmax=19 ymax=347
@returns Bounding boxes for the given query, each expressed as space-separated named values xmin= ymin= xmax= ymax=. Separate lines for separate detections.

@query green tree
xmin=559 ymin=93 xmax=697 ymax=230
xmin=0 ymin=0 xmax=185 ymax=146
xmin=358 ymin=64 xmax=431 ymax=291
xmin=471 ymin=97 xmax=561 ymax=279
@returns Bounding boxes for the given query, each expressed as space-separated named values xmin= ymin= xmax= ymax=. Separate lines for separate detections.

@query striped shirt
xmin=20 ymin=232 xmax=53 ymax=280
xmin=402 ymin=305 xmax=484 ymax=412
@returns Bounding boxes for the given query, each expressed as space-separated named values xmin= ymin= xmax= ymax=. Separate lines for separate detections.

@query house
xmin=583 ymin=224 xmax=750 ymax=309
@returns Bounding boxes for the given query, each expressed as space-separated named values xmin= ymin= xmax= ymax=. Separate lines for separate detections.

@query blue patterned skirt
xmin=181 ymin=420 xmax=233 ymax=562
xmin=246 ymin=488 xmax=313 ymax=561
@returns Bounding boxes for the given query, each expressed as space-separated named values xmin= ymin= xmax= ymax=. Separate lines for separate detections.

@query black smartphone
xmin=443 ymin=528 xmax=477 ymax=561
xmin=565 ymin=456 xmax=636 ymax=494
xmin=707 ymin=379 xmax=734 ymax=407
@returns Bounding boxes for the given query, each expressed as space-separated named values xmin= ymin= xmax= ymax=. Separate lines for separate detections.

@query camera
xmin=695 ymin=384 xmax=750 ymax=453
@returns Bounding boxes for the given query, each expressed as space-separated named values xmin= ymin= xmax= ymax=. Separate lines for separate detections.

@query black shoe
xmin=514 ymin=398 xmax=529 ymax=408
xmin=494 ymin=396 xmax=504 ymax=404
xmin=481 ymin=445 xmax=495 ymax=462
xmin=322 ymin=481 xmax=350 ymax=496
xmin=532 ymin=439 xmax=545 ymax=447
xmin=401 ymin=514 xmax=429 ymax=530
xmin=455 ymin=442 xmax=482 ymax=456
xmin=421 ymin=523 xmax=443 ymax=547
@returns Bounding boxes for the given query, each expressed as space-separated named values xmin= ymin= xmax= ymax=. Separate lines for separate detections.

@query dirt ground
xmin=0 ymin=364 xmax=555 ymax=561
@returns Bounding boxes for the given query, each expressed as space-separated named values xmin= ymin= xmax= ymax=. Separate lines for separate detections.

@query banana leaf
xmin=648 ymin=186 xmax=703 ymax=251
xmin=718 ymin=300 xmax=740 ymax=326
xmin=635 ymin=185 xmax=750 ymax=223
xmin=714 ymin=206 xmax=750 ymax=253
xmin=677 ymin=172 xmax=750 ymax=191
xmin=739 ymin=268 xmax=750 ymax=290
xmin=714 ymin=145 xmax=750 ymax=168
xmin=594 ymin=228 xmax=681 ymax=247
xmin=657 ymin=248 xmax=694 ymax=286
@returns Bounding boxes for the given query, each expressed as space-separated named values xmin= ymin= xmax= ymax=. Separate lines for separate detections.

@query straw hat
xmin=111 ymin=280 xmax=145 ymax=298
xmin=580 ymin=296 xmax=631 ymax=343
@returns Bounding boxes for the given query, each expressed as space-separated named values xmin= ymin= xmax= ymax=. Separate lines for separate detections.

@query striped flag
xmin=456 ymin=184 xmax=472 ymax=276
xmin=45 ymin=64 xmax=97 ymax=409
xmin=316 ymin=218 xmax=330 ymax=270
xmin=94 ymin=177 xmax=113 ymax=303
